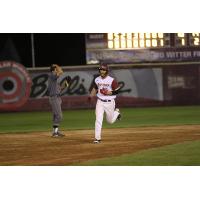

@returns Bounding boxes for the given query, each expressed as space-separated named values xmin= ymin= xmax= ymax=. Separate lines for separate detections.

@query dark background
xmin=0 ymin=33 xmax=86 ymax=67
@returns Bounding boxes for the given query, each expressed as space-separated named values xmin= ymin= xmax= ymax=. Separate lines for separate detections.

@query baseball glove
xmin=53 ymin=64 xmax=63 ymax=76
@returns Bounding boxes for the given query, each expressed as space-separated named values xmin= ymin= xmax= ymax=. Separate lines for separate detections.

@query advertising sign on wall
xmin=1 ymin=62 xmax=199 ymax=112
xmin=0 ymin=61 xmax=32 ymax=111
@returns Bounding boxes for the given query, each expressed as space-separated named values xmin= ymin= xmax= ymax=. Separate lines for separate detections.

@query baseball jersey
xmin=47 ymin=73 xmax=61 ymax=97
xmin=94 ymin=75 xmax=118 ymax=100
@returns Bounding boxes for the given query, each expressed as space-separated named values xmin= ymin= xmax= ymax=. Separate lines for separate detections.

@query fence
xmin=1 ymin=61 xmax=200 ymax=111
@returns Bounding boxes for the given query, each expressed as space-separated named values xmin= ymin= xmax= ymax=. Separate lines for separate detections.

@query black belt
xmin=98 ymin=98 xmax=111 ymax=102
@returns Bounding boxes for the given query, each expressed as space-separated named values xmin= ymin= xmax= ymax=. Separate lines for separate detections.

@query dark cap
xmin=99 ymin=62 xmax=109 ymax=71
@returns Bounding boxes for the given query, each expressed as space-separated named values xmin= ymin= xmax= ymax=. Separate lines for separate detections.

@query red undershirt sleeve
xmin=111 ymin=79 xmax=118 ymax=90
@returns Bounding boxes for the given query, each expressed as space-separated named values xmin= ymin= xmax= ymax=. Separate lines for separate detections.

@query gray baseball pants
xmin=49 ymin=96 xmax=63 ymax=126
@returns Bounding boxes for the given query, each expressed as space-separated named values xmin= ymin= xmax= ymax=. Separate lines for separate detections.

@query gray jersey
xmin=47 ymin=73 xmax=61 ymax=96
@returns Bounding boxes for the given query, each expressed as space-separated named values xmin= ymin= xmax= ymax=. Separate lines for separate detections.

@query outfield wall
xmin=1 ymin=62 xmax=200 ymax=111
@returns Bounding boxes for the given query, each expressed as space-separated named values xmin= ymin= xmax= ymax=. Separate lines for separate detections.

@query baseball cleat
xmin=52 ymin=133 xmax=59 ymax=137
xmin=115 ymin=108 xmax=122 ymax=120
xmin=93 ymin=139 xmax=101 ymax=144
xmin=52 ymin=132 xmax=65 ymax=137
xmin=115 ymin=108 xmax=120 ymax=112
xmin=57 ymin=132 xmax=65 ymax=137
xmin=117 ymin=113 xmax=122 ymax=120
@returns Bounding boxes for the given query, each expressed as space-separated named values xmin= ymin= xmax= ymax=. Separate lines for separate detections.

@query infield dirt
xmin=1 ymin=125 xmax=200 ymax=165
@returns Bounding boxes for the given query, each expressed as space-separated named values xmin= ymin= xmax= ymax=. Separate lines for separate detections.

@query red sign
xmin=0 ymin=61 xmax=32 ymax=111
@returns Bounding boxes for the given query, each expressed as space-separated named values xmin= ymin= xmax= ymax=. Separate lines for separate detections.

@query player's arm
xmin=89 ymin=80 xmax=98 ymax=96
xmin=89 ymin=82 xmax=98 ymax=97
xmin=88 ymin=88 xmax=97 ymax=102
xmin=60 ymin=78 xmax=69 ymax=90
xmin=90 ymin=87 xmax=97 ymax=97
xmin=111 ymin=79 xmax=121 ymax=95
xmin=54 ymin=64 xmax=64 ymax=76
xmin=88 ymin=81 xmax=98 ymax=102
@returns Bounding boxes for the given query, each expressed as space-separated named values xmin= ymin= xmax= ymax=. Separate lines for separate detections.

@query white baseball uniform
xmin=93 ymin=75 xmax=120 ymax=140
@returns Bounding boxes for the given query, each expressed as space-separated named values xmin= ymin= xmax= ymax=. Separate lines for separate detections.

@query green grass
xmin=1 ymin=105 xmax=200 ymax=133
xmin=0 ymin=110 xmax=94 ymax=133
xmin=1 ymin=105 xmax=200 ymax=166
xmin=76 ymin=140 xmax=200 ymax=166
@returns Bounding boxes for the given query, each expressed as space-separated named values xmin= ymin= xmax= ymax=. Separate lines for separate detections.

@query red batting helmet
xmin=98 ymin=63 xmax=109 ymax=78
xmin=98 ymin=63 xmax=109 ymax=71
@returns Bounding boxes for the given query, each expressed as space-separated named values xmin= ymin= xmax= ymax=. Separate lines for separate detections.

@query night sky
xmin=0 ymin=33 xmax=86 ymax=67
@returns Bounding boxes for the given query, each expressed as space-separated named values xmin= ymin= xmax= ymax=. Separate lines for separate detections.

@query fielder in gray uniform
xmin=47 ymin=64 xmax=68 ymax=137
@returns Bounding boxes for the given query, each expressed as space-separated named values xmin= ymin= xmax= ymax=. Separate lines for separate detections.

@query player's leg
xmin=105 ymin=100 xmax=120 ymax=124
xmin=50 ymin=97 xmax=64 ymax=137
xmin=94 ymin=100 xmax=104 ymax=142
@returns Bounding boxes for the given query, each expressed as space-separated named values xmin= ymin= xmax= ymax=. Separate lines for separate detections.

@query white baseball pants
xmin=95 ymin=99 xmax=119 ymax=140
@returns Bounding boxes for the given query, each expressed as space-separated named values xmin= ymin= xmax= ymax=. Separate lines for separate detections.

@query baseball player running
xmin=47 ymin=64 xmax=68 ymax=137
xmin=89 ymin=63 xmax=121 ymax=143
